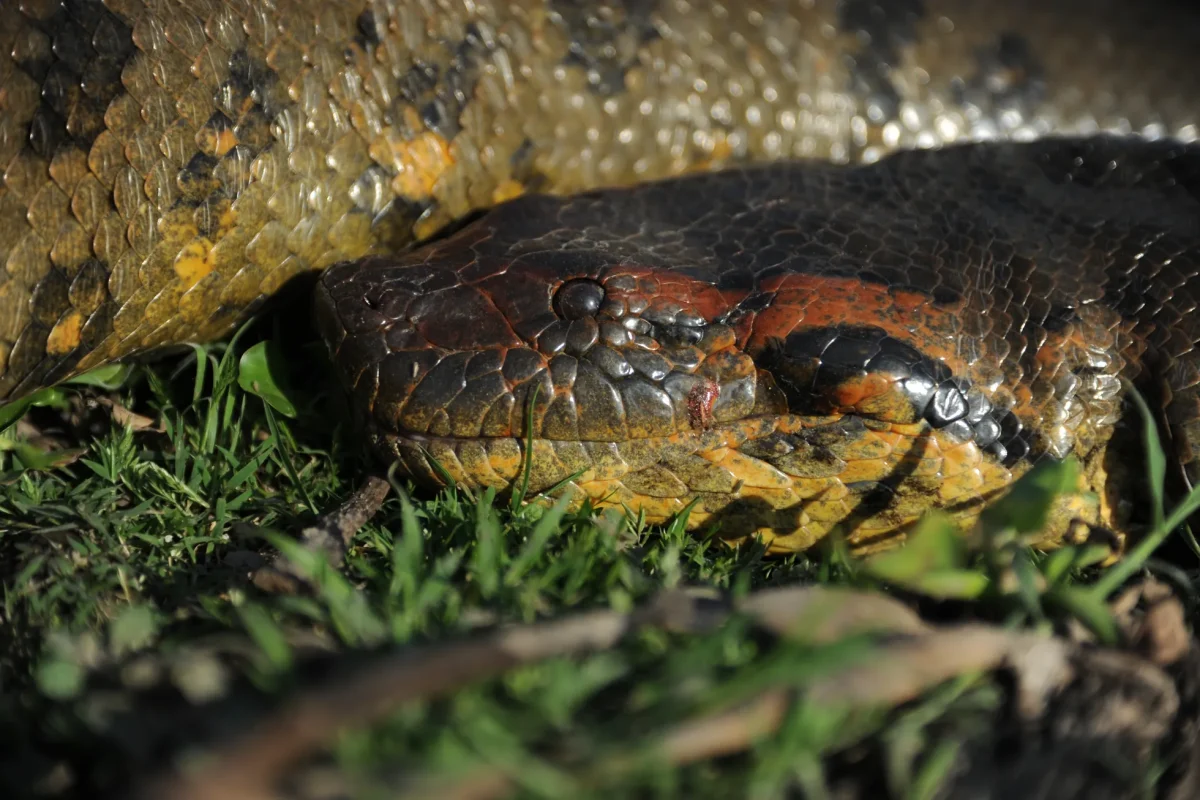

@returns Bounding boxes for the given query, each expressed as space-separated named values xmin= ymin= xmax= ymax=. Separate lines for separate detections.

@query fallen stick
xmin=136 ymin=586 xmax=924 ymax=800
xmin=399 ymin=625 xmax=1179 ymax=800
xmin=136 ymin=584 xmax=1184 ymax=800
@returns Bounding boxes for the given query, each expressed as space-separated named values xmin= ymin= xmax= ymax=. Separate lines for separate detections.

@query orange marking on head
xmin=739 ymin=275 xmax=978 ymax=379
xmin=888 ymin=288 xmax=932 ymax=313
xmin=830 ymin=373 xmax=893 ymax=408
xmin=827 ymin=373 xmax=921 ymax=422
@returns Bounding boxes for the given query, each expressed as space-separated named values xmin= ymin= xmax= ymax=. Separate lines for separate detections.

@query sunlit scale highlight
xmin=5 ymin=0 xmax=1200 ymax=401
xmin=310 ymin=135 xmax=1200 ymax=554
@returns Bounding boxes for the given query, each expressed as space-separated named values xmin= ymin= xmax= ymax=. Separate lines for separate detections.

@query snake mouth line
xmin=375 ymin=407 xmax=1084 ymax=554
xmin=380 ymin=404 xmax=1023 ymax=492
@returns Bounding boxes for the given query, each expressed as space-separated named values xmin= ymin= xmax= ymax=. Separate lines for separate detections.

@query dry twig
xmin=137 ymin=586 xmax=919 ymax=800
xmin=137 ymin=583 xmax=1190 ymax=800
xmin=251 ymin=474 xmax=391 ymax=594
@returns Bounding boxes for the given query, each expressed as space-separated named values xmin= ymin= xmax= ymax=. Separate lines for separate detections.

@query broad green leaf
xmin=0 ymin=364 xmax=129 ymax=432
xmin=66 ymin=363 xmax=134 ymax=390
xmin=0 ymin=387 xmax=67 ymax=431
xmin=864 ymin=511 xmax=965 ymax=584
xmin=980 ymin=457 xmax=1079 ymax=535
xmin=238 ymin=340 xmax=299 ymax=417
xmin=7 ymin=443 xmax=87 ymax=472
xmin=900 ymin=569 xmax=990 ymax=599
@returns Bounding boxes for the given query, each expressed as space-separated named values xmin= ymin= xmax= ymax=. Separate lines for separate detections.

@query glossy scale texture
xmin=3 ymin=0 xmax=1200 ymax=399
xmin=5 ymin=0 xmax=1200 ymax=550
xmin=317 ymin=137 xmax=1200 ymax=552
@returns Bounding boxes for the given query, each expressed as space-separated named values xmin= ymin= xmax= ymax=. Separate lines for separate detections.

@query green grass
xmin=0 ymin=312 xmax=1196 ymax=798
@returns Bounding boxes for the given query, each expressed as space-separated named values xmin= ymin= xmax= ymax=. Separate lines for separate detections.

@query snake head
xmin=315 ymin=165 xmax=1130 ymax=555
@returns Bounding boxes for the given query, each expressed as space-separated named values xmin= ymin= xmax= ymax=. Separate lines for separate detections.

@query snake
xmin=4 ymin=0 xmax=1200 ymax=553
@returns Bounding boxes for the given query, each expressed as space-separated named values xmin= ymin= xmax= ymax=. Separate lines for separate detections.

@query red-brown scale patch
xmin=687 ymin=378 xmax=720 ymax=430
xmin=732 ymin=274 xmax=978 ymax=379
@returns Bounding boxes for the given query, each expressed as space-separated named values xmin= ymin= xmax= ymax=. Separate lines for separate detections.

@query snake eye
xmin=554 ymin=279 xmax=605 ymax=320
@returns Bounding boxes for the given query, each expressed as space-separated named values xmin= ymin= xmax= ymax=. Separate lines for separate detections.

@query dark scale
xmin=551 ymin=0 xmax=662 ymax=96
xmin=764 ymin=324 xmax=1027 ymax=463
xmin=951 ymin=33 xmax=1046 ymax=121
xmin=12 ymin=0 xmax=134 ymax=156
xmin=393 ymin=23 xmax=491 ymax=140
xmin=354 ymin=9 xmax=381 ymax=48
xmin=554 ymin=279 xmax=606 ymax=320
xmin=837 ymin=0 xmax=927 ymax=124
xmin=223 ymin=48 xmax=282 ymax=119
xmin=509 ymin=138 xmax=549 ymax=193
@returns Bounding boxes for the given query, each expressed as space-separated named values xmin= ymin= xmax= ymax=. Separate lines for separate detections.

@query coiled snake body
xmin=5 ymin=0 xmax=1200 ymax=551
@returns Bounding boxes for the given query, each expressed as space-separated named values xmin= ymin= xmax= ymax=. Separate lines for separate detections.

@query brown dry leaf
xmin=99 ymin=398 xmax=162 ymax=432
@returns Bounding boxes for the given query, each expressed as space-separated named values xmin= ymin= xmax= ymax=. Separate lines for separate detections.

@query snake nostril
xmin=554 ymin=278 xmax=606 ymax=320
xmin=362 ymin=286 xmax=389 ymax=311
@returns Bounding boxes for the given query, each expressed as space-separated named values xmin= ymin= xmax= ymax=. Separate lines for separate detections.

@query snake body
xmin=5 ymin=0 xmax=1200 ymax=549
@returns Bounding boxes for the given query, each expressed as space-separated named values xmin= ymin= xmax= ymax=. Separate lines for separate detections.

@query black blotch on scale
xmin=764 ymin=325 xmax=1031 ymax=466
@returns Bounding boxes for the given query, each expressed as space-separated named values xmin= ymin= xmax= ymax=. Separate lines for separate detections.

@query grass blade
xmin=1125 ymin=382 xmax=1166 ymax=530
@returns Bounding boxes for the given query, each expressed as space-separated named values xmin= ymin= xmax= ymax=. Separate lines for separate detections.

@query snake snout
xmin=316 ymin=254 xmax=776 ymax=446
